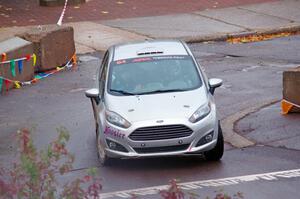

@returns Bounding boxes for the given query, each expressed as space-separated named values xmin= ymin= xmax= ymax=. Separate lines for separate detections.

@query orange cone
xmin=281 ymin=100 xmax=300 ymax=114
xmin=281 ymin=100 xmax=293 ymax=114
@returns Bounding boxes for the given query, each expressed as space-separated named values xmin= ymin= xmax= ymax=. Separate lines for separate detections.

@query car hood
xmin=105 ymin=87 xmax=208 ymax=123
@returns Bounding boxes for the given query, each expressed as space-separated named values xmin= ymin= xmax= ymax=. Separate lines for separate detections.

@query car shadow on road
xmin=105 ymin=155 xmax=224 ymax=171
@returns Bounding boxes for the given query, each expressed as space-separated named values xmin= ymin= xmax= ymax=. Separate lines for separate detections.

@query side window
xmin=99 ymin=52 xmax=109 ymax=97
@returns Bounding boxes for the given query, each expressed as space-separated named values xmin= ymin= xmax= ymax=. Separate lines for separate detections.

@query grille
xmin=129 ymin=125 xmax=193 ymax=141
xmin=134 ymin=144 xmax=190 ymax=154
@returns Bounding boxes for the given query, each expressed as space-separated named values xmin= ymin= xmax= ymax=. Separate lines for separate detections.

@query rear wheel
xmin=204 ymin=123 xmax=224 ymax=161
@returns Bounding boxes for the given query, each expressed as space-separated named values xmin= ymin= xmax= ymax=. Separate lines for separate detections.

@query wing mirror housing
xmin=85 ymin=88 xmax=100 ymax=104
xmin=209 ymin=78 xmax=223 ymax=95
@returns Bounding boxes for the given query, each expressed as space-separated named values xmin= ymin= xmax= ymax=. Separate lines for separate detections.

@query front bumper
xmin=106 ymin=139 xmax=217 ymax=158
xmin=100 ymin=108 xmax=219 ymax=159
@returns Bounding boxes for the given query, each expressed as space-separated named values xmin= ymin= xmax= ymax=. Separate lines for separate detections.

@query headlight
xmin=189 ymin=103 xmax=211 ymax=123
xmin=105 ymin=110 xmax=131 ymax=128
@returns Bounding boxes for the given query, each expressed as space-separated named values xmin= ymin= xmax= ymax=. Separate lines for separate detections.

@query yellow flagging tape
xmin=281 ymin=100 xmax=300 ymax=114
xmin=0 ymin=54 xmax=76 ymax=93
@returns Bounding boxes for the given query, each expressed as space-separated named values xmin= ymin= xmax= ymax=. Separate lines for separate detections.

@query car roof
xmin=112 ymin=40 xmax=189 ymax=61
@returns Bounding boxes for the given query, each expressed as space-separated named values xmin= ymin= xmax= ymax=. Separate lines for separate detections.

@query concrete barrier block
xmin=20 ymin=25 xmax=75 ymax=72
xmin=0 ymin=37 xmax=34 ymax=92
xmin=283 ymin=66 xmax=300 ymax=111
xmin=40 ymin=0 xmax=85 ymax=7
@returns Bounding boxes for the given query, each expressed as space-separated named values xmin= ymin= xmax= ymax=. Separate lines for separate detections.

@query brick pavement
xmin=0 ymin=0 xmax=276 ymax=28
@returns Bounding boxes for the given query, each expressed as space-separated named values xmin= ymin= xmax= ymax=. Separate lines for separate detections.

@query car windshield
xmin=108 ymin=55 xmax=202 ymax=95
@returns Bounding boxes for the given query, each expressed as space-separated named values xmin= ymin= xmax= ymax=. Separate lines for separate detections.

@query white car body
xmin=85 ymin=40 xmax=224 ymax=165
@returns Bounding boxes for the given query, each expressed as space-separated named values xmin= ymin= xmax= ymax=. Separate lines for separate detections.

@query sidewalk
xmin=102 ymin=0 xmax=300 ymax=41
xmin=0 ymin=0 xmax=275 ymax=27
xmin=0 ymin=0 xmax=300 ymax=54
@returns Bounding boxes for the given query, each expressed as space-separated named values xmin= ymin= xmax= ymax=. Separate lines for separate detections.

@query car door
xmin=91 ymin=51 xmax=109 ymax=135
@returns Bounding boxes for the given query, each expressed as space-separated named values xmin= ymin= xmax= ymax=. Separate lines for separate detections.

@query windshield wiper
xmin=110 ymin=89 xmax=136 ymax=96
xmin=137 ymin=89 xmax=186 ymax=95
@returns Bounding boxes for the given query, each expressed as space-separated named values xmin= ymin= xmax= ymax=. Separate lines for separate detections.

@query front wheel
xmin=97 ymin=135 xmax=113 ymax=166
xmin=204 ymin=123 xmax=224 ymax=161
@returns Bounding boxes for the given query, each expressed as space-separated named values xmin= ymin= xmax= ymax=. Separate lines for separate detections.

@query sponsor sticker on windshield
xmin=152 ymin=55 xmax=187 ymax=60
xmin=132 ymin=57 xmax=153 ymax=63
xmin=113 ymin=55 xmax=190 ymax=65
xmin=116 ymin=60 xmax=127 ymax=65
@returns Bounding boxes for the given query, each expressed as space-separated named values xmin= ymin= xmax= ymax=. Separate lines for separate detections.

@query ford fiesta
xmin=85 ymin=40 xmax=224 ymax=166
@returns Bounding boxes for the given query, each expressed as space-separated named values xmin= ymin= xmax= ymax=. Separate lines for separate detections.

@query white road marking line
xmin=99 ymin=168 xmax=300 ymax=199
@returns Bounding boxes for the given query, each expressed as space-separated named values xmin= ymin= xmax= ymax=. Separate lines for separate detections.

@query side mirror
xmin=209 ymin=78 xmax=223 ymax=95
xmin=85 ymin=88 xmax=100 ymax=103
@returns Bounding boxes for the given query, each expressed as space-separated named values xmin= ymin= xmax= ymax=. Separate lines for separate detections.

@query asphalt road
xmin=1 ymin=35 xmax=300 ymax=198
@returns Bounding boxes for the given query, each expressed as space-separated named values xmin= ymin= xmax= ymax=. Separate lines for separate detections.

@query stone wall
xmin=0 ymin=37 xmax=34 ymax=92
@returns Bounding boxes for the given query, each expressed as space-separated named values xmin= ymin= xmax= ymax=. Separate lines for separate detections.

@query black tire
xmin=204 ymin=123 xmax=224 ymax=161
xmin=98 ymin=152 xmax=112 ymax=166
xmin=96 ymin=132 xmax=113 ymax=166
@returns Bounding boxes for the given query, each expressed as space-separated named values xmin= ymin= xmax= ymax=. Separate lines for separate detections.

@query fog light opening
xmin=205 ymin=134 xmax=213 ymax=142
xmin=196 ymin=131 xmax=214 ymax=147
xmin=109 ymin=141 xmax=117 ymax=149
xmin=106 ymin=139 xmax=128 ymax=152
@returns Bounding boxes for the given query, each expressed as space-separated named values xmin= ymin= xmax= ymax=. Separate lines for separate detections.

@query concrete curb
xmin=221 ymin=99 xmax=280 ymax=148
xmin=182 ymin=24 xmax=300 ymax=43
